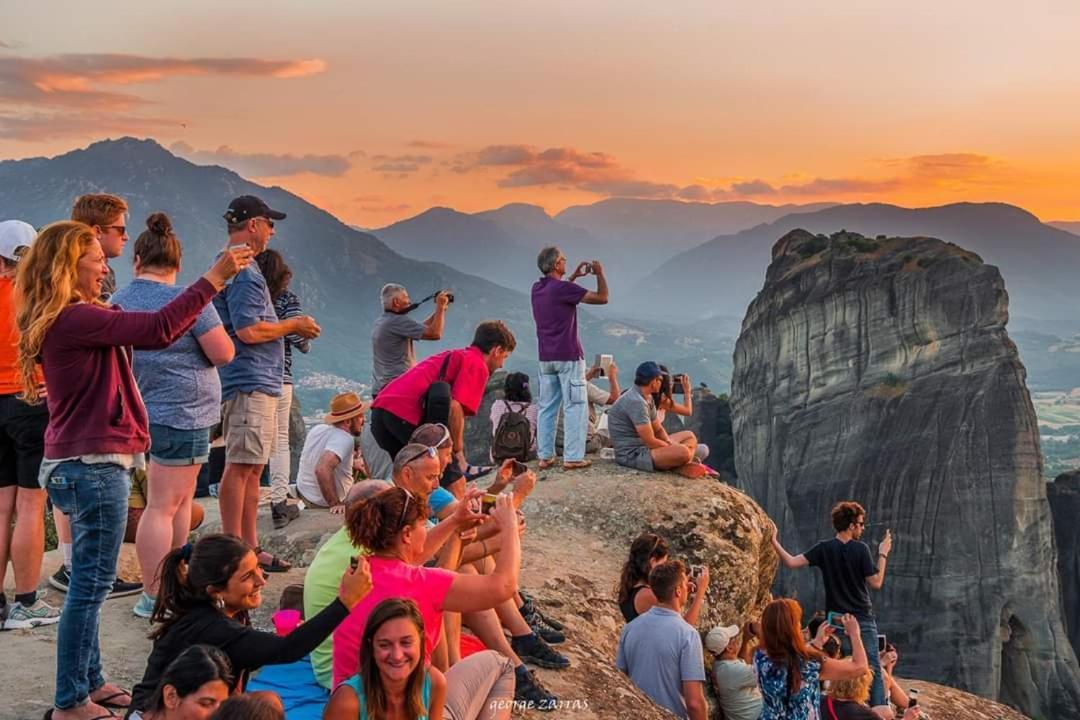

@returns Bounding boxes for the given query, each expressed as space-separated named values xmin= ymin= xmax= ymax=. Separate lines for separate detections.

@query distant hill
xmin=1049 ymin=221 xmax=1080 ymax=236
xmin=376 ymin=198 xmax=835 ymax=299
xmin=0 ymin=138 xmax=736 ymax=404
xmin=636 ymin=202 xmax=1080 ymax=333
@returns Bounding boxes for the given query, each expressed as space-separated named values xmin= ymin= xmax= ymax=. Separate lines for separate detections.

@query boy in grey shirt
xmin=616 ymin=560 xmax=708 ymax=720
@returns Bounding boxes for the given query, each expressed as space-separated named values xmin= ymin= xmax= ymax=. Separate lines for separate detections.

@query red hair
xmin=760 ymin=598 xmax=824 ymax=697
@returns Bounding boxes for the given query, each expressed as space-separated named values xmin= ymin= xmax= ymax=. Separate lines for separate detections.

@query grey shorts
xmin=616 ymin=445 xmax=655 ymax=472
xmin=221 ymin=391 xmax=277 ymax=465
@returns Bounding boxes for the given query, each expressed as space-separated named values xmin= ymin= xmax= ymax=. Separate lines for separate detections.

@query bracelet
xmin=878 ymin=553 xmax=889 ymax=560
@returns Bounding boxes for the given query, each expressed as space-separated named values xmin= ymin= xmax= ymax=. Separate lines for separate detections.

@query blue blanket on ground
xmin=247 ymin=656 xmax=329 ymax=720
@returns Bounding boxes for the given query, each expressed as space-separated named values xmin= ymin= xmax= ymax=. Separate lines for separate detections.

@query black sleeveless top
xmin=619 ymin=585 xmax=646 ymax=623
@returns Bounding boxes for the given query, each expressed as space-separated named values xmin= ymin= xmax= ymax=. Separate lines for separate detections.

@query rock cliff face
xmin=1049 ymin=470 xmax=1080 ymax=659
xmin=731 ymin=230 xmax=1080 ymax=718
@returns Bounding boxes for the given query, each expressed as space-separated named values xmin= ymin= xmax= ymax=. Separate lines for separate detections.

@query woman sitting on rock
xmin=755 ymin=599 xmax=869 ymax=720
xmin=654 ymin=366 xmax=711 ymax=465
xmin=326 ymin=597 xmax=515 ymax=720
xmin=134 ymin=645 xmax=233 ymax=720
xmin=129 ymin=534 xmax=372 ymax=715
xmin=331 ymin=486 xmax=554 ymax=707
xmin=617 ymin=532 xmax=709 ymax=625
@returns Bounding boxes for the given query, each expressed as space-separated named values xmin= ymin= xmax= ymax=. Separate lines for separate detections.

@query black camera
xmin=438 ymin=290 xmax=455 ymax=303
xmin=672 ymin=375 xmax=685 ymax=394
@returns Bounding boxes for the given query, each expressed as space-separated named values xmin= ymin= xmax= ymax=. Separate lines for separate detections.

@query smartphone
xmin=826 ymin=611 xmax=844 ymax=630
xmin=349 ymin=556 xmax=359 ymax=571
xmin=481 ymin=493 xmax=500 ymax=514
xmin=592 ymin=353 xmax=613 ymax=377
xmin=690 ymin=564 xmax=705 ymax=579
xmin=510 ymin=459 xmax=528 ymax=476
xmin=878 ymin=634 xmax=887 ymax=652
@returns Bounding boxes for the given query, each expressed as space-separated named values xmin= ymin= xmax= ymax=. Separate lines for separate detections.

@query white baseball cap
xmin=0 ymin=220 xmax=36 ymax=262
xmin=705 ymin=624 xmax=741 ymax=654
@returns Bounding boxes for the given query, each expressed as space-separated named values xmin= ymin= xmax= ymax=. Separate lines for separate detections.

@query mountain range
xmin=0 ymin=138 xmax=735 ymax=407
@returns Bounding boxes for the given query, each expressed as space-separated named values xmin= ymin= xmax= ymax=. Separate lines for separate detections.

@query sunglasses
xmin=98 ymin=225 xmax=127 ymax=236
xmin=400 ymin=444 xmax=438 ymax=466
xmin=397 ymin=488 xmax=414 ymax=530
xmin=258 ymin=217 xmax=275 ymax=229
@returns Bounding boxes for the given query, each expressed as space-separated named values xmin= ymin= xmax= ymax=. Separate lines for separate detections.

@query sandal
xmin=463 ymin=464 xmax=494 ymax=481
xmin=537 ymin=458 xmax=557 ymax=470
xmin=562 ymin=460 xmax=592 ymax=470
xmin=93 ymin=691 xmax=131 ymax=710
xmin=43 ymin=710 xmax=116 ymax=720
xmin=256 ymin=547 xmax=292 ymax=573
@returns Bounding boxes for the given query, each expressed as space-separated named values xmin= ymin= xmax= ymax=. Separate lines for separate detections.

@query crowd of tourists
xmin=0 ymin=192 xmax=915 ymax=720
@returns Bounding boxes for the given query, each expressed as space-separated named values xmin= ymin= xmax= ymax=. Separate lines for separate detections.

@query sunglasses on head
xmin=401 ymin=444 xmax=438 ymax=466
xmin=397 ymin=487 xmax=414 ymax=530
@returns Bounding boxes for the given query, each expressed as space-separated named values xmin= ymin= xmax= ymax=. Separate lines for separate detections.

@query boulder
xmin=731 ymin=229 xmax=1080 ymax=718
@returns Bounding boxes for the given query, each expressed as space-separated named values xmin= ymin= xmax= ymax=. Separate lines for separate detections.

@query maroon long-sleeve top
xmin=40 ymin=277 xmax=218 ymax=459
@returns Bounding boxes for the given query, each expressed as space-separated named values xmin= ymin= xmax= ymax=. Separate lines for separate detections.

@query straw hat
xmin=324 ymin=392 xmax=365 ymax=424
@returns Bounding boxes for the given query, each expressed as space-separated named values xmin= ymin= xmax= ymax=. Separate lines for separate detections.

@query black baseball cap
xmin=223 ymin=195 xmax=287 ymax=224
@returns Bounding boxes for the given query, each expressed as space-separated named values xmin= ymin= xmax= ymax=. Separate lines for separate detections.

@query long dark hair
xmin=617 ymin=532 xmax=669 ymax=605
xmin=347 ymin=486 xmax=429 ymax=553
xmin=150 ymin=534 xmax=253 ymax=640
xmin=761 ymin=598 xmax=824 ymax=699
xmin=503 ymin=372 xmax=532 ymax=403
xmin=255 ymin=248 xmax=292 ymax=300
xmin=144 ymin=644 xmax=234 ymax=714
xmin=360 ymin=599 xmax=428 ymax=720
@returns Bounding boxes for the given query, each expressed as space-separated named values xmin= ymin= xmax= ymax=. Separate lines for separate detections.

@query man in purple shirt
xmin=531 ymin=246 xmax=609 ymax=469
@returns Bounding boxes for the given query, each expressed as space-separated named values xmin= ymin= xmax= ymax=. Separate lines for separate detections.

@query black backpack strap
xmin=438 ymin=352 xmax=453 ymax=381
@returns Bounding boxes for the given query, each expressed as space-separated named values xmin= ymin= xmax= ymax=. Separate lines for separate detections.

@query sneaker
xmin=520 ymin=593 xmax=565 ymax=632
xmin=511 ymin=634 xmax=570 ymax=669
xmin=522 ymin=604 xmax=565 ymax=644
xmin=133 ymin=592 xmax=156 ymax=619
xmin=51 ymin=566 xmax=141 ymax=598
xmin=514 ymin=666 xmax=558 ymax=712
xmin=3 ymin=597 xmax=61 ymax=630
xmin=49 ymin=565 xmax=71 ymax=592
xmin=272 ymin=501 xmax=301 ymax=530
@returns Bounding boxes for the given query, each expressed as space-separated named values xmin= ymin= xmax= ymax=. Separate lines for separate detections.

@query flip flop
xmin=562 ymin=460 xmax=592 ymax=470
xmin=537 ymin=458 xmax=557 ymax=470
xmin=93 ymin=689 xmax=131 ymax=710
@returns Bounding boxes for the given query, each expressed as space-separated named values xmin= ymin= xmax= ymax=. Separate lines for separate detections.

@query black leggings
xmin=370 ymin=408 xmax=418 ymax=460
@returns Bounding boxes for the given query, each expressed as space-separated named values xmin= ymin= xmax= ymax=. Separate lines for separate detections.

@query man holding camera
xmin=531 ymin=246 xmax=609 ymax=471
xmin=771 ymin=501 xmax=894 ymax=719
xmin=607 ymin=362 xmax=705 ymax=477
xmin=371 ymin=283 xmax=451 ymax=395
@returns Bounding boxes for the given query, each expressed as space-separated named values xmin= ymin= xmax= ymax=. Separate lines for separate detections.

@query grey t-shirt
xmin=616 ymin=607 xmax=706 ymax=719
xmin=371 ymin=312 xmax=426 ymax=393
xmin=110 ymin=278 xmax=223 ymax=430
xmin=712 ymin=659 xmax=764 ymax=720
xmin=607 ymin=387 xmax=656 ymax=461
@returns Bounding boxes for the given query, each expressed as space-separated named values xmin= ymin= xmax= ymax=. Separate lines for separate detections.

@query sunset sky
xmin=3 ymin=1 xmax=1080 ymax=226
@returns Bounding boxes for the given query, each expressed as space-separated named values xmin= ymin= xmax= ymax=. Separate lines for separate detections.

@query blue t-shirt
xmin=213 ymin=262 xmax=284 ymax=401
xmin=341 ymin=671 xmax=432 ymax=719
xmin=110 ymin=278 xmax=223 ymax=430
xmin=615 ymin=607 xmax=706 ymax=719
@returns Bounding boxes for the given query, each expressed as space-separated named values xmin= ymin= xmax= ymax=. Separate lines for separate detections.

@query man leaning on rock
xmin=771 ymin=501 xmax=894 ymax=719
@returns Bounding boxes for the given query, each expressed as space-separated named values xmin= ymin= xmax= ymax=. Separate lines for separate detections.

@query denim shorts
xmin=149 ymin=423 xmax=211 ymax=466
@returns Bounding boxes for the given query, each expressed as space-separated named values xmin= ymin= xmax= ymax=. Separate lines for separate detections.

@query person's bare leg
xmin=462 ymin=608 xmax=524 ymax=666
xmin=669 ymin=430 xmax=698 ymax=455
xmin=242 ymin=465 xmax=264 ymax=549
xmin=218 ymin=462 xmax=256 ymax=538
xmin=12 ymin=487 xmax=47 ymax=594
xmin=432 ymin=625 xmax=450 ymax=671
xmin=173 ymin=489 xmax=194 ymax=545
xmin=650 ymin=444 xmax=694 ymax=471
xmin=136 ymin=462 xmax=198 ymax=595
xmin=494 ymin=596 xmax=532 ymax=636
xmin=445 ymin=610 xmax=462 ymax=666
xmin=0 ymin=486 xmax=14 ymax=591
xmin=55 ymin=508 xmax=72 ymax=570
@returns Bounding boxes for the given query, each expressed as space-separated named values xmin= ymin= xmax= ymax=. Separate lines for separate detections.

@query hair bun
xmin=146 ymin=212 xmax=173 ymax=237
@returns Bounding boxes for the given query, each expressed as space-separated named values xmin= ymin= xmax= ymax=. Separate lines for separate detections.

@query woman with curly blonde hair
xmin=821 ymin=660 xmax=920 ymax=720
xmin=15 ymin=220 xmax=251 ymax=720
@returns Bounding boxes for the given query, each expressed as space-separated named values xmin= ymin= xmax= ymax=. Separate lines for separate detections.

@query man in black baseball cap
xmin=215 ymin=193 xmax=319 ymax=572
xmin=223 ymin=194 xmax=287 ymax=225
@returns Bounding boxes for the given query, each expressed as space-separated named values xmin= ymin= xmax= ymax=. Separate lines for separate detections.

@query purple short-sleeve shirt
xmin=531 ymin=277 xmax=588 ymax=361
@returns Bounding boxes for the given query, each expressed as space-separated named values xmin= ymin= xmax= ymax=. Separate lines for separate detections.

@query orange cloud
xmin=0 ymin=111 xmax=179 ymax=141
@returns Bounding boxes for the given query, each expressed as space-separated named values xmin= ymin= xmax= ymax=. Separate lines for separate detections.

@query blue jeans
xmin=45 ymin=461 xmax=131 ymax=709
xmin=842 ymin=615 xmax=886 ymax=707
xmin=537 ymin=360 xmax=587 ymax=462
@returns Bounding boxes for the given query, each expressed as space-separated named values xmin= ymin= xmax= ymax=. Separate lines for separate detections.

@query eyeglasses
xmin=397 ymin=488 xmax=414 ymax=530
xmin=258 ymin=217 xmax=275 ymax=229
xmin=98 ymin=225 xmax=127 ymax=236
xmin=400 ymin=445 xmax=438 ymax=466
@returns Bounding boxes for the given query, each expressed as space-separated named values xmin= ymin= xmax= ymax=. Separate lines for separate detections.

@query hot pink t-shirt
xmin=331 ymin=556 xmax=456 ymax=687
xmin=372 ymin=347 xmax=490 ymax=426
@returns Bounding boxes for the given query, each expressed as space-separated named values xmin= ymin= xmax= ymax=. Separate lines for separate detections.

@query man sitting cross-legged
xmin=607 ymin=361 xmax=709 ymax=478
